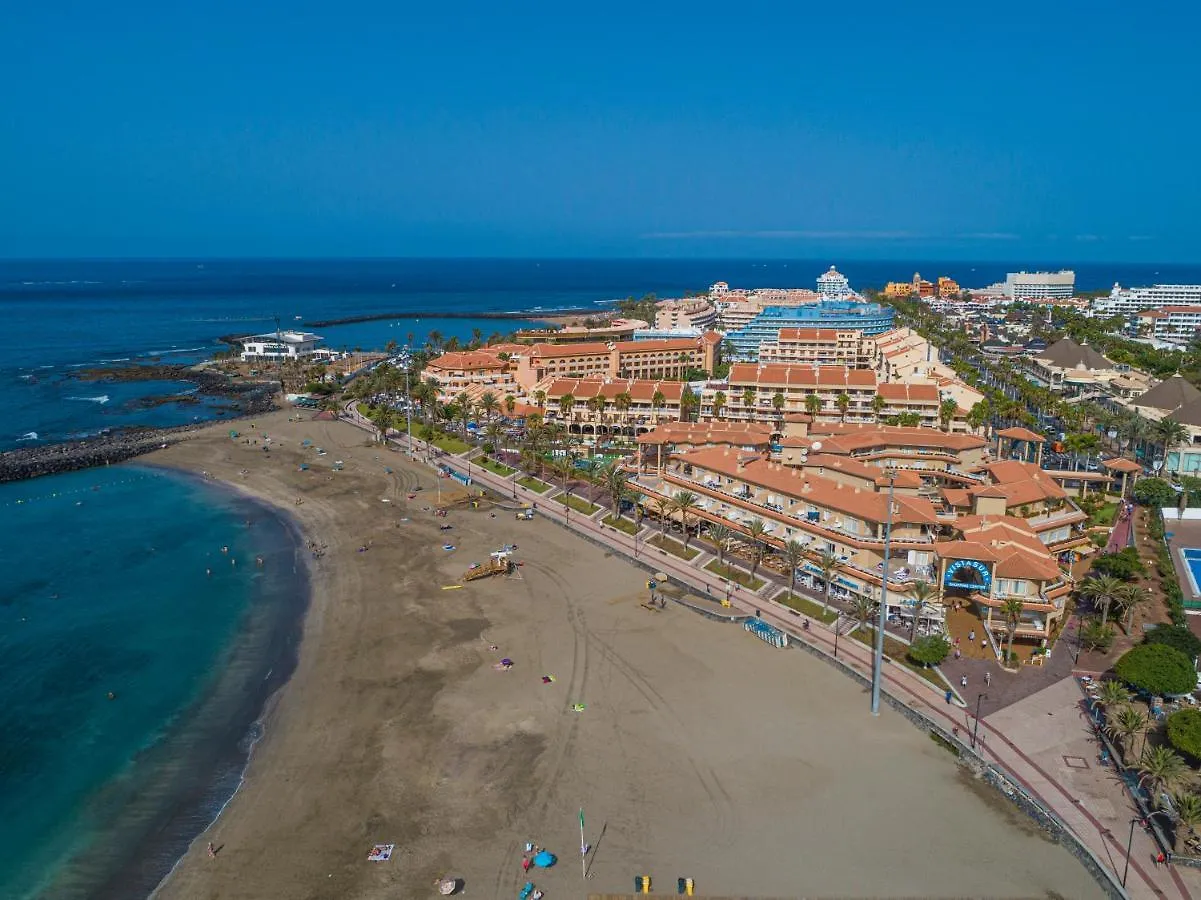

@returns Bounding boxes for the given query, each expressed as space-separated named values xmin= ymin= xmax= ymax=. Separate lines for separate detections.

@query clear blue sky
xmin=2 ymin=1 xmax=1197 ymax=261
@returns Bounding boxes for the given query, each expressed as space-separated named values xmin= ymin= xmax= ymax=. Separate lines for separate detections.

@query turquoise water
xmin=0 ymin=465 xmax=306 ymax=899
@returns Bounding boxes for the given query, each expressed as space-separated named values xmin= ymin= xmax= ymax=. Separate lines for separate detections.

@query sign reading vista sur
xmin=943 ymin=558 xmax=992 ymax=591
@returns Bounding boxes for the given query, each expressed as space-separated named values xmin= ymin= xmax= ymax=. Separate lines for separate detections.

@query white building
xmin=816 ymin=265 xmax=852 ymax=299
xmin=1137 ymin=306 xmax=1201 ymax=342
xmin=1093 ymin=282 xmax=1201 ymax=317
xmin=239 ymin=330 xmax=325 ymax=361
xmin=1003 ymin=270 xmax=1075 ymax=300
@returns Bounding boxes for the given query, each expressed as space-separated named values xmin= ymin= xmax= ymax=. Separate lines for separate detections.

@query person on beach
xmin=968 ymin=629 xmax=975 ymax=642
xmin=207 ymin=842 xmax=216 ymax=858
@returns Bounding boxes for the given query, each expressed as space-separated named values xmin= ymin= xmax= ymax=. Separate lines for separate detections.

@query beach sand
xmin=149 ymin=411 xmax=1102 ymax=899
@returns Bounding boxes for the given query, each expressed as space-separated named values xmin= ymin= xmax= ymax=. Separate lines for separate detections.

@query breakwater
xmin=301 ymin=306 xmax=595 ymax=329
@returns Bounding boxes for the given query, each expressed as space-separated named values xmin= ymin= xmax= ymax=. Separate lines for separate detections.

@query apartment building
xmin=654 ymin=298 xmax=719 ymax=331
xmin=1004 ymin=270 xmax=1076 ymax=300
xmin=1093 ymin=282 xmax=1201 ymax=317
xmin=512 ymin=334 xmax=720 ymax=390
xmin=419 ymin=349 xmax=517 ymax=398
xmin=724 ymin=301 xmax=895 ymax=359
xmin=1137 ymin=306 xmax=1201 ymax=342
xmin=757 ymin=328 xmax=869 ymax=366
xmin=938 ymin=276 xmax=961 ymax=298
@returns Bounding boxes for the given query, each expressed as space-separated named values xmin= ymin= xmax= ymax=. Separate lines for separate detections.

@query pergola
xmin=1101 ymin=456 xmax=1143 ymax=498
xmin=996 ymin=426 xmax=1046 ymax=466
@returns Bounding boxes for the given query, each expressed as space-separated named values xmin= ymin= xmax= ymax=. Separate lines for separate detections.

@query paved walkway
xmin=341 ymin=410 xmax=1194 ymax=899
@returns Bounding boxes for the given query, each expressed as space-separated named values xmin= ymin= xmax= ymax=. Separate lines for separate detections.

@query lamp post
xmin=1073 ymin=606 xmax=1084 ymax=664
xmin=1124 ymin=811 xmax=1171 ymax=887
xmin=971 ymin=692 xmax=988 ymax=750
xmin=871 ymin=471 xmax=897 ymax=716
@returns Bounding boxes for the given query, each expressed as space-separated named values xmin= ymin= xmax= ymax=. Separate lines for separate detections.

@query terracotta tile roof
xmin=776 ymin=328 xmax=843 ymax=341
xmin=875 ymin=383 xmax=941 ymax=403
xmin=727 ymin=363 xmax=877 ymax=389
xmin=994 ymin=547 xmax=1061 ymax=581
xmin=935 ymin=540 xmax=1000 ymax=562
xmin=808 ymin=425 xmax=987 ymax=454
xmin=673 ymin=447 xmax=941 ymax=526
xmin=528 ymin=341 xmax=612 ymax=359
xmin=612 ymin=337 xmax=704 ymax=353
xmin=995 ymin=426 xmax=1045 ymax=442
xmin=425 ymin=350 xmax=508 ymax=371
xmin=542 ymin=377 xmax=684 ymax=403
xmin=802 ymin=454 xmax=924 ymax=489
xmin=636 ymin=422 xmax=773 ymax=445
xmin=1101 ymin=457 xmax=1142 ymax=473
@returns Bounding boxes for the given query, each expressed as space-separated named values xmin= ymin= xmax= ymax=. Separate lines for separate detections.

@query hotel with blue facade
xmin=725 ymin=301 xmax=896 ymax=359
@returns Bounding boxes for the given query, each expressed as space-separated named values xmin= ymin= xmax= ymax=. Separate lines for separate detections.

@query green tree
xmin=1106 ymin=705 xmax=1150 ymax=764
xmin=602 ymin=463 xmax=629 ymax=520
xmin=680 ymin=386 xmax=699 ymax=422
xmin=707 ymin=523 xmax=733 ymax=568
xmin=804 ymin=393 xmax=823 ymax=418
xmin=967 ymin=400 xmax=990 ymax=434
xmin=369 ymin=406 xmax=394 ymax=443
xmin=817 ymin=549 xmax=839 ymax=615
xmin=771 ymin=390 xmax=786 ymax=420
xmin=741 ymin=387 xmax=756 ymax=415
xmin=1114 ymin=644 xmax=1199 ymax=696
xmin=907 ymin=634 xmax=951 ymax=667
xmin=744 ymin=518 xmax=769 ymax=581
xmin=1081 ymin=619 xmax=1116 ymax=654
xmin=558 ymin=393 xmax=576 ymax=421
xmin=1136 ymin=745 xmax=1191 ymax=806
xmin=651 ymin=495 xmax=674 ymax=539
xmin=613 ymin=391 xmax=633 ymax=427
xmin=896 ymin=411 xmax=922 ymax=427
xmin=938 ymin=398 xmax=958 ymax=431
xmin=782 ymin=539 xmax=805 ymax=600
xmin=673 ymin=491 xmax=700 ymax=552
xmin=1167 ymin=708 xmax=1201 ymax=763
xmin=1171 ymin=792 xmax=1201 ymax=844
xmin=907 ymin=580 xmax=935 ymax=644
xmin=1096 ymin=679 xmax=1133 ymax=709
xmin=1133 ymin=477 xmax=1177 ymax=508
xmin=835 ymin=392 xmax=850 ymax=421
xmin=503 ymin=393 xmax=517 ymax=417
xmin=1081 ymin=575 xmax=1124 ymax=628
xmin=1090 ymin=549 xmax=1145 ymax=583
xmin=870 ymin=393 xmax=886 ymax=421
xmin=1002 ymin=597 xmax=1024 ymax=665
xmin=478 ymin=391 xmax=499 ymax=422
xmin=651 ymin=389 xmax=666 ymax=418
xmin=712 ymin=390 xmax=727 ymax=420
xmin=1115 ymin=583 xmax=1150 ymax=633
xmin=1153 ymin=417 xmax=1188 ymax=470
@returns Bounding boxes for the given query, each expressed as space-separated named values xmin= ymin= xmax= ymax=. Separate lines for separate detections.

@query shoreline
xmin=27 ymin=467 xmax=311 ymax=900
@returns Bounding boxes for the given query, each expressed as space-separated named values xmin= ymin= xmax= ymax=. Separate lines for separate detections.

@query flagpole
xmin=579 ymin=808 xmax=586 ymax=881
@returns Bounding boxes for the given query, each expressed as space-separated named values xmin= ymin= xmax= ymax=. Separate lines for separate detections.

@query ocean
xmin=4 ymin=256 xmax=1201 ymax=900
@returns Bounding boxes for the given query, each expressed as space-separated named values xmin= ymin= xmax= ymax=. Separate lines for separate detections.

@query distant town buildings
xmin=1003 ymin=270 xmax=1076 ymax=301
xmin=653 ymin=297 xmax=718 ymax=332
xmin=513 ymin=318 xmax=647 ymax=344
xmin=884 ymin=273 xmax=960 ymax=300
xmin=1092 ymin=282 xmax=1201 ymax=317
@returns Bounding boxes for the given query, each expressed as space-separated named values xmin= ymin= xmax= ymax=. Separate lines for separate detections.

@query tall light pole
xmin=871 ymin=471 xmax=897 ymax=716
xmin=1124 ymin=811 xmax=1171 ymax=887
xmin=971 ymin=692 xmax=988 ymax=750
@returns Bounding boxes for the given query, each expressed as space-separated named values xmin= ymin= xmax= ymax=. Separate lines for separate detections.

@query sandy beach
xmin=148 ymin=410 xmax=1101 ymax=899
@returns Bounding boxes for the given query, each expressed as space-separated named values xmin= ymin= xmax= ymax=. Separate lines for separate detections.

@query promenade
xmin=348 ymin=407 xmax=1196 ymax=900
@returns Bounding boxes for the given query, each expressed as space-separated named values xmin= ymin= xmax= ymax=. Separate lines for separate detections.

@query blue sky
xmin=1 ymin=1 xmax=1197 ymax=260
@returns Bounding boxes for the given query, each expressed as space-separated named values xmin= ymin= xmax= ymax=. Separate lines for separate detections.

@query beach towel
xmin=367 ymin=844 xmax=394 ymax=862
xmin=541 ymin=675 xmax=556 ymax=684
xmin=571 ymin=703 xmax=585 ymax=712
xmin=443 ymin=544 xmax=455 ymax=551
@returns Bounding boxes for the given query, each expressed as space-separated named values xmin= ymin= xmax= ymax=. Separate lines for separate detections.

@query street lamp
xmin=871 ymin=471 xmax=897 ymax=716
xmin=1124 ymin=811 xmax=1172 ymax=887
xmin=971 ymin=692 xmax=988 ymax=750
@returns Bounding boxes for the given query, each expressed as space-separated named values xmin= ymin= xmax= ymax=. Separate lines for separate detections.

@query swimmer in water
xmin=221 ymin=546 xmax=229 ymax=554
xmin=206 ymin=568 xmax=212 ymax=577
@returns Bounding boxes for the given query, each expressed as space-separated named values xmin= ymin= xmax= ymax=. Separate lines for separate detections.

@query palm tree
xmin=907 ymin=580 xmax=935 ymax=644
xmin=835 ymin=392 xmax=850 ymax=422
xmin=804 ymin=393 xmax=822 ymax=419
xmin=1154 ymin=418 xmax=1188 ymax=473
xmin=559 ymin=393 xmax=576 ymax=422
xmin=1115 ymin=583 xmax=1150 ymax=633
xmin=871 ymin=393 xmax=887 ymax=421
xmin=1171 ymin=792 xmax=1201 ymax=845
xmin=771 ymin=391 xmax=786 ymax=421
xmin=478 ymin=391 xmax=499 ymax=423
xmin=369 ymin=406 xmax=394 ymax=443
xmin=533 ymin=389 xmax=546 ymax=409
xmin=673 ymin=491 xmax=700 ymax=552
xmin=613 ymin=392 xmax=633 ymax=429
xmin=745 ymin=518 xmax=768 ymax=581
xmin=1081 ymin=575 xmax=1123 ymax=629
xmin=680 ymin=387 xmax=698 ymax=422
xmin=1137 ymin=746 xmax=1191 ymax=807
xmin=817 ymin=549 xmax=839 ymax=615
xmin=650 ymin=390 xmax=666 ymax=421
xmin=712 ymin=390 xmax=727 ymax=420
xmin=782 ymin=539 xmax=805 ymax=600
xmin=602 ymin=463 xmax=628 ymax=520
xmin=707 ymin=523 xmax=733 ymax=569
xmin=850 ymin=593 xmax=876 ymax=638
xmin=967 ymin=400 xmax=990 ymax=436
xmin=1001 ymin=597 xmax=1024 ymax=666
xmin=741 ymin=387 xmax=755 ymax=418
xmin=1096 ymin=679 xmax=1132 ymax=709
xmin=503 ymin=394 xmax=517 ymax=418
xmin=938 ymin=398 xmax=958 ymax=431
xmin=1106 ymin=705 xmax=1149 ymax=764
xmin=652 ymin=495 xmax=674 ymax=539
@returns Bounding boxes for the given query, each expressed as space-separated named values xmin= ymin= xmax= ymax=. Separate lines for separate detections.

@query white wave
xmin=141 ymin=346 xmax=207 ymax=356
xmin=66 ymin=395 xmax=110 ymax=404
xmin=101 ymin=357 xmax=132 ymax=363
xmin=17 ymin=432 xmax=38 ymax=441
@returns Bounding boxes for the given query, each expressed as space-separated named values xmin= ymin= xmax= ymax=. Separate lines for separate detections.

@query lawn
xmin=774 ymin=591 xmax=838 ymax=624
xmin=850 ymin=627 xmax=946 ymax=688
xmin=427 ymin=430 xmax=471 ymax=454
xmin=646 ymin=534 xmax=700 ymax=561
xmin=704 ymin=560 xmax=764 ymax=590
xmin=475 ymin=456 xmax=515 ymax=477
xmin=602 ymin=514 xmax=638 ymax=534
xmin=1088 ymin=502 xmax=1119 ymax=527
xmin=517 ymin=476 xmax=552 ymax=493
xmin=556 ymin=494 xmax=600 ymax=515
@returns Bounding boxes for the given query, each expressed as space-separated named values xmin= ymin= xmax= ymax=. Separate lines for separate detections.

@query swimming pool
xmin=1180 ymin=548 xmax=1201 ymax=598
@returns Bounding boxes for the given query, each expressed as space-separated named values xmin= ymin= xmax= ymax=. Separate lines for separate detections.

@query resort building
xmin=816 ymin=266 xmax=853 ymax=299
xmin=724 ymin=301 xmax=895 ymax=359
xmin=654 ymin=298 xmax=719 ymax=331
xmin=1136 ymin=306 xmax=1201 ymax=343
xmin=1024 ymin=338 xmax=1122 ymax=395
xmin=883 ymin=281 xmax=913 ymax=298
xmin=419 ymin=349 xmax=519 ymax=399
xmin=757 ymin=328 xmax=871 ymax=367
xmin=1003 ymin=270 xmax=1076 ymax=301
xmin=938 ymin=276 xmax=961 ymax=298
xmin=511 ymin=333 xmax=721 ymax=391
xmin=532 ymin=377 xmax=689 ymax=437
xmin=239 ymin=331 xmax=326 ymax=361
xmin=1093 ymin=282 xmax=1201 ymax=317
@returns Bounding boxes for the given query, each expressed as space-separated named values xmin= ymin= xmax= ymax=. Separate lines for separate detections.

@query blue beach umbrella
xmin=531 ymin=851 xmax=556 ymax=868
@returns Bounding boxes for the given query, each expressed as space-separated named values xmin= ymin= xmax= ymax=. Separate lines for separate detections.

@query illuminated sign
xmin=944 ymin=558 xmax=992 ymax=591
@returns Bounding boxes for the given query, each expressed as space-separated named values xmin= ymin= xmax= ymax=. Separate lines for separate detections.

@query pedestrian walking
xmin=984 ymin=671 xmax=991 ymax=687
xmin=944 ymin=689 xmax=953 ymax=704
xmin=207 ymin=842 xmax=216 ymax=859
xmin=969 ymin=629 xmax=975 ymax=642
xmin=954 ymin=648 xmax=961 ymax=660
xmin=960 ymin=675 xmax=968 ymax=688
xmin=981 ymin=638 xmax=988 ymax=651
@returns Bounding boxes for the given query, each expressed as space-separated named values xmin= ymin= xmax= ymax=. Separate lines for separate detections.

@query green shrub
xmin=1081 ymin=619 xmax=1116 ymax=653
xmin=1167 ymin=708 xmax=1201 ymax=763
xmin=907 ymin=634 xmax=951 ymax=667
xmin=1145 ymin=625 xmax=1201 ymax=661
xmin=1114 ymin=644 xmax=1198 ymax=696
xmin=1092 ymin=547 xmax=1145 ymax=580
xmin=1164 ymin=582 xmax=1187 ymax=627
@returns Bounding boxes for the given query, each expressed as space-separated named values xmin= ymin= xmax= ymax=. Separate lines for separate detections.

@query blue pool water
xmin=1181 ymin=548 xmax=1201 ymax=596
xmin=0 ymin=465 xmax=306 ymax=899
